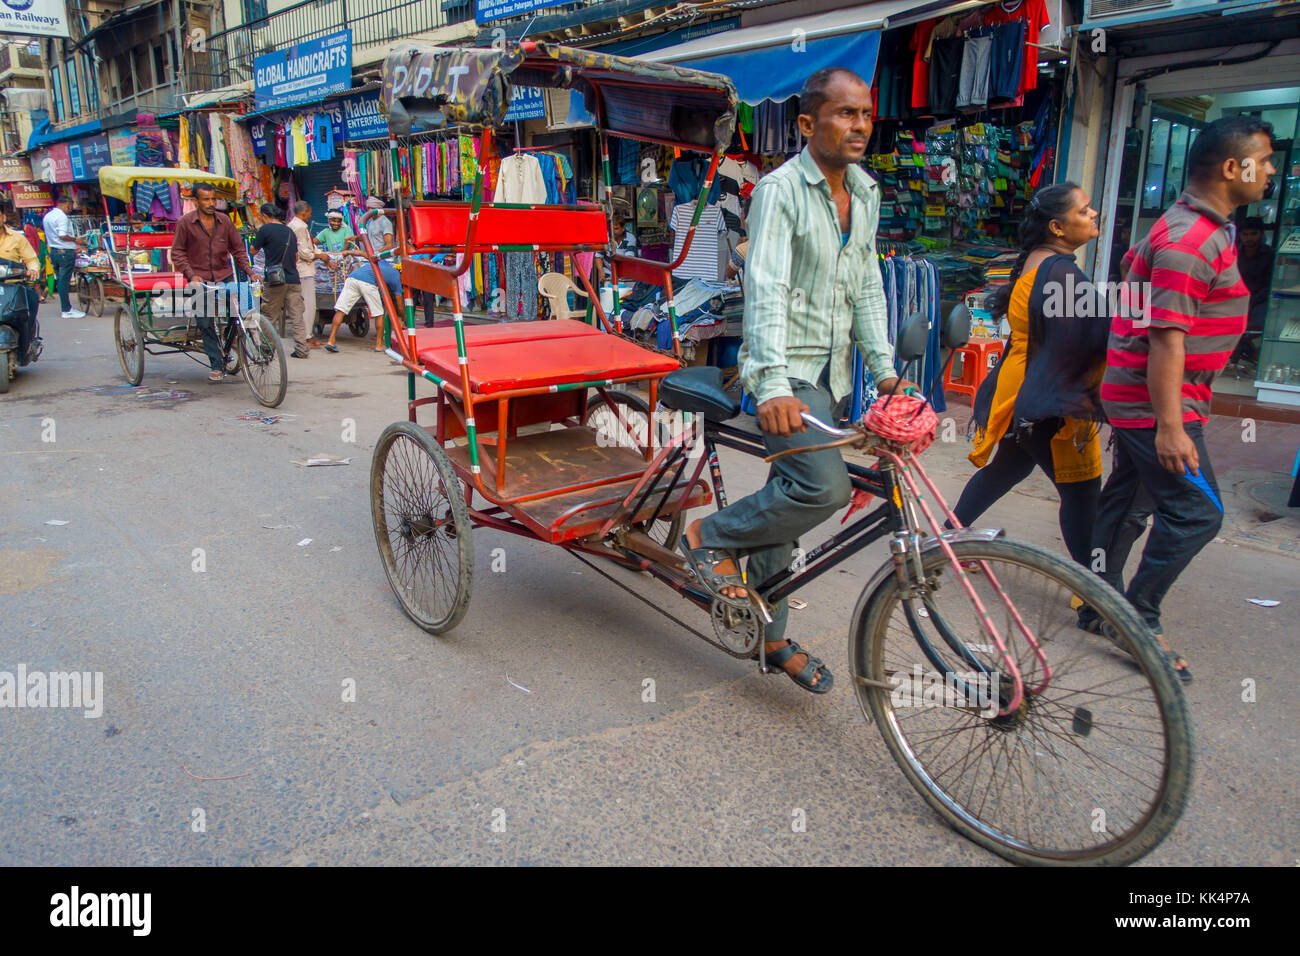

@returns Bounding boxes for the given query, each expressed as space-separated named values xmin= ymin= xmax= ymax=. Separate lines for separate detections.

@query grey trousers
xmin=698 ymin=378 xmax=851 ymax=643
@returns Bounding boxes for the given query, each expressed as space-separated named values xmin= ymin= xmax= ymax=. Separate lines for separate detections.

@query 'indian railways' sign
xmin=254 ymin=30 xmax=352 ymax=112
xmin=0 ymin=0 xmax=69 ymax=38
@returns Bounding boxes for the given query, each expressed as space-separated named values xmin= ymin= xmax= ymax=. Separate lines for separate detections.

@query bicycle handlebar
xmin=800 ymin=412 xmax=858 ymax=439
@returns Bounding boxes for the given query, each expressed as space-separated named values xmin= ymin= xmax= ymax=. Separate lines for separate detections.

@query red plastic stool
xmin=945 ymin=337 xmax=1004 ymax=403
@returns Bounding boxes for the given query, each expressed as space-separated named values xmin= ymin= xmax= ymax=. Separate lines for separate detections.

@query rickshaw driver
xmin=171 ymin=181 xmax=256 ymax=382
xmin=681 ymin=68 xmax=915 ymax=695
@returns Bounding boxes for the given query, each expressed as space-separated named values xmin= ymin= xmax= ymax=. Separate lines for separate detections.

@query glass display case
xmin=1256 ymin=224 xmax=1300 ymax=406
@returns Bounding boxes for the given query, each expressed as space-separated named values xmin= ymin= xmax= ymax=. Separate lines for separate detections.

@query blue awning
xmin=642 ymin=6 xmax=895 ymax=105
xmin=642 ymin=1 xmax=982 ymax=104
xmin=28 ymin=118 xmax=103 ymax=151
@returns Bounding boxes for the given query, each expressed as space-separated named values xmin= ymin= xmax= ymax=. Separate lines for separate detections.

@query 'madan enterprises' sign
xmin=254 ymin=30 xmax=352 ymax=111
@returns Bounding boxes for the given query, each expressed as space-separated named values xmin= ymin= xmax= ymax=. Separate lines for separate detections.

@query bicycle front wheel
xmin=238 ymin=312 xmax=287 ymax=408
xmin=851 ymin=537 xmax=1191 ymax=866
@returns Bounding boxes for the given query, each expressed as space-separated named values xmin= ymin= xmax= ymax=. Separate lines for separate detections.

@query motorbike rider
xmin=1 ymin=211 xmax=42 ymax=364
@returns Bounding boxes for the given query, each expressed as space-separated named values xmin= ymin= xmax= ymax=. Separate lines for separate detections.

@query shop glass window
xmin=66 ymin=58 xmax=81 ymax=116
xmin=153 ymin=44 xmax=167 ymax=89
xmin=82 ymin=55 xmax=99 ymax=111
xmin=51 ymin=64 xmax=65 ymax=122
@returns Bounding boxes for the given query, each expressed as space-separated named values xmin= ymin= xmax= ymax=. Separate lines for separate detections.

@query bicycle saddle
xmin=658 ymin=366 xmax=740 ymax=422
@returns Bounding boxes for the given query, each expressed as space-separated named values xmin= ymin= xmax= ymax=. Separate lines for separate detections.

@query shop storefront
xmin=1089 ymin=34 xmax=1300 ymax=409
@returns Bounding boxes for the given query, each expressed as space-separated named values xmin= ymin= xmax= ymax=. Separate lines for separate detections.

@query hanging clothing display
xmin=494 ymin=153 xmax=547 ymax=204
xmin=852 ymin=255 xmax=946 ymax=419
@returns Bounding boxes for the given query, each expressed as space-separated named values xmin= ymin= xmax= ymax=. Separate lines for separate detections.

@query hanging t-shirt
xmin=303 ymin=115 xmax=317 ymax=162
xmin=668 ymin=201 xmax=726 ymax=281
xmin=291 ymin=117 xmax=309 ymax=167
xmin=715 ymin=156 xmax=758 ymax=243
xmin=983 ymin=0 xmax=1049 ymax=95
xmin=315 ymin=116 xmax=335 ymax=161
xmin=909 ymin=19 xmax=939 ymax=110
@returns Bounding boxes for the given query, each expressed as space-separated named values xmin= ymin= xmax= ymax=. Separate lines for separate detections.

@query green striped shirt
xmin=738 ymin=147 xmax=894 ymax=406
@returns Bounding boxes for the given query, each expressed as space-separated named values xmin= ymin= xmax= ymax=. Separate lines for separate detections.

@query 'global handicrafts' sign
xmin=254 ymin=30 xmax=352 ymax=112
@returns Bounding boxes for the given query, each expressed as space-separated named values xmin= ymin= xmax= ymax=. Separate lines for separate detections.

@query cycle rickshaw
xmin=98 ymin=166 xmax=288 ymax=407
xmin=365 ymin=42 xmax=1191 ymax=866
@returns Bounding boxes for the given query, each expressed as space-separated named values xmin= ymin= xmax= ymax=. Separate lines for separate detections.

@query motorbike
xmin=0 ymin=258 xmax=41 ymax=393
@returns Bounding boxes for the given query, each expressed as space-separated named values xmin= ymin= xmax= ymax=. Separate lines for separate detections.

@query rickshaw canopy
xmin=380 ymin=41 xmax=737 ymax=153
xmin=97 ymin=166 xmax=238 ymax=202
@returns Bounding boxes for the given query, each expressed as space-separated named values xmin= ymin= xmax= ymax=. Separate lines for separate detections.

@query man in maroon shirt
xmin=1083 ymin=116 xmax=1275 ymax=682
xmin=171 ymin=182 xmax=255 ymax=382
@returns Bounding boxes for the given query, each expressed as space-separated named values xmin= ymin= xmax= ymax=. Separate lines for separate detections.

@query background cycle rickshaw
xmin=98 ymin=166 xmax=287 ymax=407
xmin=365 ymin=42 xmax=1191 ymax=866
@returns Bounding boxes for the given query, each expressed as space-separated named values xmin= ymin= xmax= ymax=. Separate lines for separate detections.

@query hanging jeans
xmin=133 ymin=180 xmax=172 ymax=214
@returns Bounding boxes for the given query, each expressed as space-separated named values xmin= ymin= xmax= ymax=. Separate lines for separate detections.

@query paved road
xmin=2 ymin=301 xmax=1297 ymax=865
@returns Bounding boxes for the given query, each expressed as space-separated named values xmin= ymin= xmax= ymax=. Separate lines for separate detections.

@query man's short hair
xmin=1242 ymin=215 xmax=1265 ymax=231
xmin=1187 ymin=115 xmax=1274 ymax=183
xmin=56 ymin=195 xmax=74 ymax=206
xmin=293 ymin=200 xmax=311 ymax=216
xmin=193 ymin=181 xmax=217 ymax=197
xmin=798 ymin=67 xmax=867 ymax=120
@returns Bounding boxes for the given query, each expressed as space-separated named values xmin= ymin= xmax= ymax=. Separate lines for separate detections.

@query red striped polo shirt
xmin=1101 ymin=191 xmax=1248 ymax=429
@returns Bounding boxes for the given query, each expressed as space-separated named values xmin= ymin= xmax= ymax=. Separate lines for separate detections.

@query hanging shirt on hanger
xmin=494 ymin=153 xmax=547 ymax=204
xmin=316 ymin=115 xmax=334 ymax=161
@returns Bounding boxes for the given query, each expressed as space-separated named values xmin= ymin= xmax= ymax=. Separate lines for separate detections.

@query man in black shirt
xmin=251 ymin=204 xmax=309 ymax=359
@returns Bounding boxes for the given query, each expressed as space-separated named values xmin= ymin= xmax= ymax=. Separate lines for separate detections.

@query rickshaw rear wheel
xmin=88 ymin=278 xmax=105 ymax=317
xmin=114 ymin=306 xmax=145 ymax=385
xmin=371 ymin=421 xmax=474 ymax=634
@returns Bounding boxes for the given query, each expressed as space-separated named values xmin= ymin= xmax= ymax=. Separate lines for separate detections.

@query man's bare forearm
xmin=1147 ymin=328 xmax=1187 ymax=430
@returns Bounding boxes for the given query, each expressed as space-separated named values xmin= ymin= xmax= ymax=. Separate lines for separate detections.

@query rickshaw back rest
xmin=125 ymin=234 xmax=175 ymax=250
xmin=407 ymin=203 xmax=608 ymax=252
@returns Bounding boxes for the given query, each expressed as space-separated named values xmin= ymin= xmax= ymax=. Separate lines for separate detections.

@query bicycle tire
xmin=851 ymin=536 xmax=1192 ymax=866
xmin=238 ymin=313 xmax=287 ymax=408
xmin=371 ymin=421 xmax=474 ymax=634
xmin=114 ymin=306 xmax=145 ymax=385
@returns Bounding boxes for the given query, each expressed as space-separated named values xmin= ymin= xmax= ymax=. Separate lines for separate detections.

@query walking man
xmin=680 ymin=68 xmax=913 ymax=694
xmin=288 ymin=201 xmax=330 ymax=345
xmin=42 ymin=195 xmax=82 ymax=318
xmin=171 ymin=182 xmax=256 ymax=381
xmin=1084 ymin=115 xmax=1276 ymax=683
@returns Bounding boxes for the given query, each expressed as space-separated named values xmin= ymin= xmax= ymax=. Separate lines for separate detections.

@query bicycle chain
xmin=565 ymin=548 xmax=744 ymax=657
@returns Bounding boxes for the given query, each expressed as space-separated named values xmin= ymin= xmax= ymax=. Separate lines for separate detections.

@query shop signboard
xmin=503 ymin=85 xmax=544 ymax=122
xmin=0 ymin=0 xmax=69 ymax=39
xmin=109 ymin=130 xmax=137 ymax=165
xmin=341 ymin=91 xmax=386 ymax=141
xmin=0 ymin=156 xmax=32 ymax=182
xmin=12 ymin=183 xmax=53 ymax=208
xmin=475 ymin=0 xmax=565 ymax=26
xmin=68 ymin=134 xmax=111 ymax=181
xmin=254 ymin=29 xmax=352 ymax=112
xmin=46 ymin=143 xmax=73 ymax=182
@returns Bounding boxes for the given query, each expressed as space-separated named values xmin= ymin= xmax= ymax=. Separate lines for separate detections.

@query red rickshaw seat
xmin=415 ymin=320 xmax=678 ymax=394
